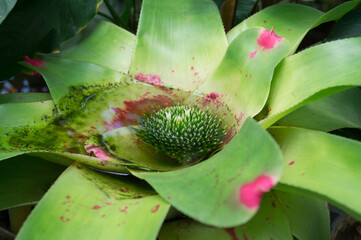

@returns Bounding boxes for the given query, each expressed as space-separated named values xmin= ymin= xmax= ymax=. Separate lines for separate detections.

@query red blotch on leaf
xmin=257 ymin=27 xmax=283 ymax=50
xmin=92 ymin=205 xmax=101 ymax=210
xmin=239 ymin=175 xmax=274 ymax=209
xmin=103 ymin=95 xmax=173 ymax=131
xmin=288 ymin=161 xmax=295 ymax=166
xmin=135 ymin=73 xmax=162 ymax=85
xmin=151 ymin=204 xmax=160 ymax=213
xmin=60 ymin=216 xmax=70 ymax=222
xmin=249 ymin=51 xmax=257 ymax=59
xmin=23 ymin=56 xmax=45 ymax=67
xmin=191 ymin=66 xmax=194 ymax=70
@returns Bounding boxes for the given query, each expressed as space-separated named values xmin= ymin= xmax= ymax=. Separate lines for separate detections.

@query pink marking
xmin=249 ymin=51 xmax=257 ymax=59
xmin=235 ymin=112 xmax=244 ymax=122
xmin=92 ymin=205 xmax=101 ymax=210
xmin=191 ymin=66 xmax=194 ymax=70
xmin=192 ymin=57 xmax=195 ymax=60
xmin=60 ymin=216 xmax=70 ymax=222
xmin=224 ymin=228 xmax=239 ymax=240
xmin=263 ymin=20 xmax=267 ymax=23
xmin=120 ymin=206 xmax=128 ymax=214
xmin=245 ymin=74 xmax=248 ymax=77
xmin=171 ymin=70 xmax=175 ymax=73
xmin=151 ymin=204 xmax=160 ymax=213
xmin=205 ymin=92 xmax=219 ymax=100
xmin=66 ymin=196 xmax=71 ymax=199
xmin=85 ymin=144 xmax=112 ymax=160
xmin=257 ymin=27 xmax=283 ymax=50
xmin=288 ymin=161 xmax=295 ymax=166
xmin=135 ymin=73 xmax=162 ymax=85
xmin=239 ymin=175 xmax=274 ymax=209
xmin=103 ymin=95 xmax=173 ymax=131
xmin=167 ymin=196 xmax=172 ymax=200
xmin=23 ymin=56 xmax=45 ymax=67
xmin=194 ymin=72 xmax=199 ymax=76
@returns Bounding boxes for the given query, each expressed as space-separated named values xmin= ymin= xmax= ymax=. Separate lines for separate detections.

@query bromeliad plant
xmin=1 ymin=0 xmax=361 ymax=239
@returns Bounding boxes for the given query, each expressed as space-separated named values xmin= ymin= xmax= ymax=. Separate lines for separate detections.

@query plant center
xmin=137 ymin=104 xmax=226 ymax=163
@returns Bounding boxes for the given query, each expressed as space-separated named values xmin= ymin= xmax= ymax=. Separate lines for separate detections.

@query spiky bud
xmin=137 ymin=104 xmax=226 ymax=163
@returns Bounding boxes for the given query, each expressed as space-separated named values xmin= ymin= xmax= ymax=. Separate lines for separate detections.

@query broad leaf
xmin=0 ymin=0 xmax=16 ymax=24
xmin=269 ymin=127 xmax=361 ymax=221
xmin=232 ymin=0 xmax=256 ymax=26
xmin=260 ymin=37 xmax=361 ymax=128
xmin=21 ymin=56 xmax=133 ymax=114
xmin=129 ymin=0 xmax=228 ymax=91
xmin=275 ymin=88 xmax=361 ymax=131
xmin=227 ymin=1 xmax=360 ymax=54
xmin=59 ymin=19 xmax=136 ymax=73
xmin=195 ymin=27 xmax=290 ymax=128
xmin=158 ymin=191 xmax=329 ymax=240
xmin=17 ymin=164 xmax=170 ymax=240
xmin=0 ymin=0 xmax=102 ymax=80
xmin=0 ymin=154 xmax=65 ymax=210
xmin=132 ymin=118 xmax=283 ymax=227
xmin=0 ymin=93 xmax=52 ymax=104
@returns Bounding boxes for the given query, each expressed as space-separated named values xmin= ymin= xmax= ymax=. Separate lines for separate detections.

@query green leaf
xmin=227 ymin=1 xmax=360 ymax=54
xmin=129 ymin=0 xmax=228 ymax=91
xmin=0 ymin=93 xmax=52 ymax=104
xmin=0 ymin=154 xmax=65 ymax=210
xmin=195 ymin=27 xmax=290 ymax=128
xmin=0 ymin=0 xmax=102 ymax=80
xmin=0 ymin=101 xmax=83 ymax=153
xmin=132 ymin=118 xmax=283 ymax=227
xmin=232 ymin=0 xmax=256 ymax=26
xmin=0 ymin=151 xmax=24 ymax=162
xmin=274 ymin=190 xmax=330 ymax=240
xmin=0 ymin=0 xmax=16 ymax=24
xmin=275 ymin=88 xmax=361 ymax=131
xmin=328 ymin=4 xmax=361 ymax=40
xmin=260 ymin=37 xmax=361 ymax=128
xmin=59 ymin=19 xmax=136 ymax=73
xmin=21 ymin=56 xmax=133 ymax=114
xmin=158 ymin=191 xmax=329 ymax=240
xmin=17 ymin=164 xmax=170 ymax=240
xmin=269 ymin=127 xmax=361 ymax=221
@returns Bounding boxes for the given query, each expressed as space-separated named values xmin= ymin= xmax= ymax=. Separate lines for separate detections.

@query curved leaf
xmin=0 ymin=0 xmax=102 ymax=80
xmin=158 ymin=191 xmax=329 ymax=240
xmin=129 ymin=0 xmax=228 ymax=91
xmin=0 ymin=154 xmax=66 ymax=210
xmin=195 ymin=27 xmax=290 ymax=128
xmin=21 ymin=56 xmax=133 ymax=114
xmin=59 ymin=19 xmax=136 ymax=73
xmin=227 ymin=1 xmax=360 ymax=54
xmin=269 ymin=127 xmax=361 ymax=221
xmin=132 ymin=118 xmax=283 ymax=227
xmin=17 ymin=164 xmax=170 ymax=240
xmin=275 ymin=88 xmax=361 ymax=131
xmin=260 ymin=37 xmax=361 ymax=128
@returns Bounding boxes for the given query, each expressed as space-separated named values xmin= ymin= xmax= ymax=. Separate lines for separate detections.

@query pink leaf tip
xmin=257 ymin=27 xmax=283 ymax=50
xmin=239 ymin=175 xmax=275 ymax=209
xmin=23 ymin=56 xmax=45 ymax=67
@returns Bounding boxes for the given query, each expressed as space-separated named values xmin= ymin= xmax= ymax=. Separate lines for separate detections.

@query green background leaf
xmin=260 ymin=37 xmax=361 ymax=128
xmin=0 ymin=0 xmax=102 ymax=80
xmin=275 ymin=88 xmax=361 ymax=131
xmin=269 ymin=127 xmax=361 ymax=221
xmin=0 ymin=155 xmax=65 ymax=210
